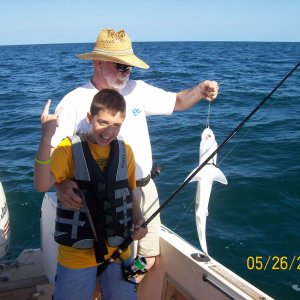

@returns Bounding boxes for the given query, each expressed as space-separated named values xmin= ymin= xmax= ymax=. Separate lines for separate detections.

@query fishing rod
xmin=98 ymin=61 xmax=300 ymax=271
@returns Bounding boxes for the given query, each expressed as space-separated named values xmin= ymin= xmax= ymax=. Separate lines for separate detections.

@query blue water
xmin=0 ymin=42 xmax=300 ymax=299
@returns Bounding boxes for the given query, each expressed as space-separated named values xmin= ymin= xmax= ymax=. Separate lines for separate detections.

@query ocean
xmin=0 ymin=41 xmax=299 ymax=299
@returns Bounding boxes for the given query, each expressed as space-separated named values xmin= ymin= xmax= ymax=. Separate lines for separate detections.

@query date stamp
xmin=246 ymin=256 xmax=300 ymax=271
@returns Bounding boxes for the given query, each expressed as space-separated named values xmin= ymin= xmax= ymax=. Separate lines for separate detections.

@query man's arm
xmin=51 ymin=146 xmax=83 ymax=209
xmin=131 ymin=193 xmax=148 ymax=241
xmin=55 ymin=179 xmax=83 ymax=210
xmin=174 ymin=80 xmax=219 ymax=111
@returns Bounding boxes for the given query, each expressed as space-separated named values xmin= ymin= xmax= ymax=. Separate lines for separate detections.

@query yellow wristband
xmin=35 ymin=156 xmax=51 ymax=165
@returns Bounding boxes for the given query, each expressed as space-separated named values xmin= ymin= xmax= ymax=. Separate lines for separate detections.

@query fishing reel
xmin=123 ymin=256 xmax=148 ymax=282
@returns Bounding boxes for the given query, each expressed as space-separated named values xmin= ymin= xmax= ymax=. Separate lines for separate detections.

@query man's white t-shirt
xmin=51 ymin=80 xmax=176 ymax=180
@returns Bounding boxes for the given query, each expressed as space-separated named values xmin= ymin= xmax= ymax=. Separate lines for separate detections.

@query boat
xmin=0 ymin=182 xmax=10 ymax=260
xmin=0 ymin=185 xmax=274 ymax=300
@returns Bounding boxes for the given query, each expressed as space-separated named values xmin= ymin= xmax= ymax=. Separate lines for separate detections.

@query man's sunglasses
xmin=115 ymin=63 xmax=134 ymax=73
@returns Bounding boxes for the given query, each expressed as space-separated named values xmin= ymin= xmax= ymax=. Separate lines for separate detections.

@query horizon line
xmin=1 ymin=40 xmax=300 ymax=47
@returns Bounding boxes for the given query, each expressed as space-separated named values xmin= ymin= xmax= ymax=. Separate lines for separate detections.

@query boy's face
xmin=87 ymin=109 xmax=125 ymax=146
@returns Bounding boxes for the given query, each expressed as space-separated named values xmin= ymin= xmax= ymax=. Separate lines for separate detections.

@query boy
xmin=34 ymin=89 xmax=147 ymax=300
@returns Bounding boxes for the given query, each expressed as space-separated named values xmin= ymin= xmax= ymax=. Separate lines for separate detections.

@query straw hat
xmin=77 ymin=29 xmax=149 ymax=69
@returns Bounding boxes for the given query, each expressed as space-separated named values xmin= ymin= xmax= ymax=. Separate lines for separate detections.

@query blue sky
xmin=1 ymin=0 xmax=299 ymax=45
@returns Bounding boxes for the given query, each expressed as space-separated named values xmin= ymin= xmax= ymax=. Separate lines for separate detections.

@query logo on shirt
xmin=95 ymin=158 xmax=108 ymax=171
xmin=132 ymin=107 xmax=141 ymax=117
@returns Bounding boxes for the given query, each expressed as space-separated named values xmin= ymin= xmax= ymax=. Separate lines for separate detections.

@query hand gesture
xmin=40 ymin=99 xmax=63 ymax=139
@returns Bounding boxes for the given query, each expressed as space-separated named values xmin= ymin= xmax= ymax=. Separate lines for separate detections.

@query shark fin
xmin=186 ymin=165 xmax=228 ymax=185
xmin=210 ymin=166 xmax=228 ymax=185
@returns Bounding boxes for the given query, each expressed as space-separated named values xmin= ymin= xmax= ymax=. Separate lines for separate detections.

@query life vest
xmin=54 ymin=135 xmax=133 ymax=252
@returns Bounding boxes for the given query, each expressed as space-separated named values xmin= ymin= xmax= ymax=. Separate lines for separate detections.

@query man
xmin=52 ymin=28 xmax=219 ymax=283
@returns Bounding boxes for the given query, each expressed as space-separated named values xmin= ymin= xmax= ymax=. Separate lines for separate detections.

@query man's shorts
xmin=132 ymin=179 xmax=161 ymax=257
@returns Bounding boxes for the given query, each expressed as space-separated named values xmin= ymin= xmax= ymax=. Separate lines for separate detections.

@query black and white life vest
xmin=54 ymin=135 xmax=133 ymax=250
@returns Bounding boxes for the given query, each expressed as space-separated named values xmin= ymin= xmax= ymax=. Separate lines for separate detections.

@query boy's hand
xmin=41 ymin=99 xmax=63 ymax=139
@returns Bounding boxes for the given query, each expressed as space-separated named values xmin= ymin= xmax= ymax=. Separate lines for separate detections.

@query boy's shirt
xmin=51 ymin=136 xmax=136 ymax=268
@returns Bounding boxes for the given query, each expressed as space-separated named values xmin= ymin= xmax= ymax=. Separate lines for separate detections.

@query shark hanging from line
xmin=186 ymin=127 xmax=228 ymax=254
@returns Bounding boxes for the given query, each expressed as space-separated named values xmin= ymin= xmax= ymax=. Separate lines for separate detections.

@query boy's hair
xmin=90 ymin=89 xmax=126 ymax=117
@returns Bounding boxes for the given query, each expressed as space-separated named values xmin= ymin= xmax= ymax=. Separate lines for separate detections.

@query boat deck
xmin=0 ymin=192 xmax=274 ymax=300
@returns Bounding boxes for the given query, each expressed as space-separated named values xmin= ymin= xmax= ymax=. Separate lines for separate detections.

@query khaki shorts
xmin=131 ymin=179 xmax=161 ymax=257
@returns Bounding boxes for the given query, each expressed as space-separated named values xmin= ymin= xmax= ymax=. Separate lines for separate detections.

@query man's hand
xmin=55 ymin=179 xmax=83 ymax=210
xmin=131 ymin=218 xmax=148 ymax=241
xmin=197 ymin=80 xmax=219 ymax=101
xmin=175 ymin=80 xmax=219 ymax=111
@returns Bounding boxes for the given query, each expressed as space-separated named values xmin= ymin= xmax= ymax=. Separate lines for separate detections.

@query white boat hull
xmin=0 ymin=182 xmax=10 ymax=259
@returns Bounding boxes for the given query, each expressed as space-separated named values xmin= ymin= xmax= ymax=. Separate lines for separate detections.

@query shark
xmin=186 ymin=127 xmax=228 ymax=254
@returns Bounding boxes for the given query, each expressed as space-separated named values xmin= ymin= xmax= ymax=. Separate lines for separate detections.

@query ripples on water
xmin=0 ymin=41 xmax=300 ymax=299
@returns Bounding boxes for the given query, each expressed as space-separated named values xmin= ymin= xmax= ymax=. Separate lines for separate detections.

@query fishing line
xmin=172 ymin=197 xmax=194 ymax=231
xmin=97 ymin=61 xmax=300 ymax=272
xmin=206 ymin=102 xmax=211 ymax=128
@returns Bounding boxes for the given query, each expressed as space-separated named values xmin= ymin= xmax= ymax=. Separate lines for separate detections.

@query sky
xmin=0 ymin=0 xmax=299 ymax=46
